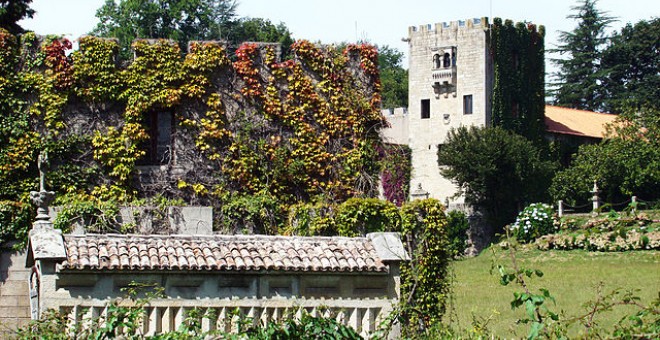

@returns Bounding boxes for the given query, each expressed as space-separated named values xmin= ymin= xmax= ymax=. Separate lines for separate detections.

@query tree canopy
xmin=92 ymin=0 xmax=238 ymax=59
xmin=550 ymin=106 xmax=660 ymax=203
xmin=599 ymin=18 xmax=660 ymax=113
xmin=550 ymin=0 xmax=615 ymax=111
xmin=0 ymin=0 xmax=35 ymax=34
xmin=438 ymin=126 xmax=555 ymax=230
xmin=377 ymin=45 xmax=408 ymax=109
xmin=228 ymin=17 xmax=295 ymax=57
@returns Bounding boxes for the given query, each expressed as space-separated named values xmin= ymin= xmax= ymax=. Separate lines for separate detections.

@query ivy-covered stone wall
xmin=0 ymin=29 xmax=386 ymax=241
xmin=490 ymin=18 xmax=546 ymax=143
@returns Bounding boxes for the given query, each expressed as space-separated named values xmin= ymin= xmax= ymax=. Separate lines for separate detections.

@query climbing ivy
xmin=399 ymin=198 xmax=450 ymax=334
xmin=0 ymin=31 xmax=386 ymax=242
xmin=490 ymin=18 xmax=546 ymax=144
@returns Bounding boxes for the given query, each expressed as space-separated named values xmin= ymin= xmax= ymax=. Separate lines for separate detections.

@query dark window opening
xmin=421 ymin=99 xmax=430 ymax=119
xmin=139 ymin=111 xmax=173 ymax=165
xmin=443 ymin=53 xmax=451 ymax=68
xmin=433 ymin=54 xmax=441 ymax=69
xmin=463 ymin=95 xmax=473 ymax=115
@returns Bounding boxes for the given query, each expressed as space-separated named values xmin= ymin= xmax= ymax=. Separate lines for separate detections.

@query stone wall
xmin=0 ymin=247 xmax=30 ymax=335
xmin=379 ymin=108 xmax=409 ymax=145
xmin=49 ymin=206 xmax=213 ymax=235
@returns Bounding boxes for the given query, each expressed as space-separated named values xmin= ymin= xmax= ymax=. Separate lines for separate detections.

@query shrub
xmin=399 ymin=199 xmax=450 ymax=334
xmin=284 ymin=201 xmax=336 ymax=236
xmin=445 ymin=210 xmax=470 ymax=257
xmin=334 ymin=198 xmax=400 ymax=237
xmin=508 ymin=203 xmax=556 ymax=243
xmin=219 ymin=192 xmax=283 ymax=234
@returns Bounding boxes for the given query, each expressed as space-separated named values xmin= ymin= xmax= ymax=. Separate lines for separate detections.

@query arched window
xmin=433 ymin=54 xmax=441 ymax=69
xmin=443 ymin=53 xmax=450 ymax=68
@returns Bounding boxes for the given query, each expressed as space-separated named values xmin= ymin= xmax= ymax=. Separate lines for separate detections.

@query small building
xmin=27 ymin=224 xmax=408 ymax=337
xmin=544 ymin=105 xmax=617 ymax=142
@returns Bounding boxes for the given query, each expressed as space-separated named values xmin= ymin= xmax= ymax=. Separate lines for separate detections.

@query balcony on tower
xmin=430 ymin=46 xmax=457 ymax=97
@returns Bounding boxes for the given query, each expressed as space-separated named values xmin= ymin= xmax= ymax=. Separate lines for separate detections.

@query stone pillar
xmin=591 ymin=180 xmax=601 ymax=217
xmin=558 ymin=200 xmax=564 ymax=217
xmin=0 ymin=247 xmax=31 ymax=334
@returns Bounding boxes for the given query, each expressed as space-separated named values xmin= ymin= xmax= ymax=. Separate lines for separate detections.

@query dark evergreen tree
xmin=0 ymin=0 xmax=35 ymax=34
xmin=599 ymin=18 xmax=660 ymax=113
xmin=550 ymin=0 xmax=615 ymax=111
xmin=438 ymin=126 xmax=556 ymax=231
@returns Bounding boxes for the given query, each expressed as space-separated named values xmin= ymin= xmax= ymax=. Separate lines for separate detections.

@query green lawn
xmin=445 ymin=247 xmax=660 ymax=338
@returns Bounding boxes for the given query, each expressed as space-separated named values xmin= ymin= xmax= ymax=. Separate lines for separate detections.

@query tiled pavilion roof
xmin=60 ymin=234 xmax=390 ymax=273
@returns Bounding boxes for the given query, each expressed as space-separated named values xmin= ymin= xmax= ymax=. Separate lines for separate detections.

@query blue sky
xmin=20 ymin=0 xmax=659 ymax=73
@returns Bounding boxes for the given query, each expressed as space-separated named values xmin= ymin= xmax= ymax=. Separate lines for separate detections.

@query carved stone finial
xmin=31 ymin=151 xmax=55 ymax=226
xmin=411 ymin=183 xmax=430 ymax=200
xmin=38 ymin=151 xmax=49 ymax=192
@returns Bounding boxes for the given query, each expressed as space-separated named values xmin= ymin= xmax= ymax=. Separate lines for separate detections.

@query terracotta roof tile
xmin=61 ymin=234 xmax=389 ymax=273
xmin=545 ymin=105 xmax=617 ymax=138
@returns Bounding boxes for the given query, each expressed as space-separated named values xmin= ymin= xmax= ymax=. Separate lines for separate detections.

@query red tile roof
xmin=545 ymin=105 xmax=617 ymax=138
xmin=61 ymin=234 xmax=389 ymax=273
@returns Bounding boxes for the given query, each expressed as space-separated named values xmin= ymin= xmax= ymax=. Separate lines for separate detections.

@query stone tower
xmin=405 ymin=18 xmax=493 ymax=206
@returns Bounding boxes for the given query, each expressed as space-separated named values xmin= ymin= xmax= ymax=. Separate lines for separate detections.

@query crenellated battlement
xmin=408 ymin=17 xmax=489 ymax=37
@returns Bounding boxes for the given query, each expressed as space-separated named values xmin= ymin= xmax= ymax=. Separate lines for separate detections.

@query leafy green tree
xmin=92 ymin=0 xmax=237 ymax=59
xmin=438 ymin=126 xmax=555 ymax=230
xmin=0 ymin=0 xmax=34 ymax=34
xmin=550 ymin=0 xmax=615 ymax=111
xmin=378 ymin=45 xmax=408 ymax=109
xmin=550 ymin=106 xmax=660 ymax=203
xmin=228 ymin=17 xmax=295 ymax=58
xmin=599 ymin=18 xmax=660 ymax=113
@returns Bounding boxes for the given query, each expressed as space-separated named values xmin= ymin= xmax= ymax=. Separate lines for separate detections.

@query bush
xmin=508 ymin=203 xmax=556 ymax=243
xmin=284 ymin=201 xmax=336 ymax=236
xmin=334 ymin=198 xmax=400 ymax=237
xmin=445 ymin=210 xmax=470 ymax=256
xmin=219 ymin=192 xmax=283 ymax=234
xmin=399 ymin=199 xmax=451 ymax=334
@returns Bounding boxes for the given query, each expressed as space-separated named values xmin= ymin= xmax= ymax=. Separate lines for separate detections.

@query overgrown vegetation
xmin=0 ymin=30 xmax=399 ymax=244
xmin=490 ymin=18 xmax=546 ymax=144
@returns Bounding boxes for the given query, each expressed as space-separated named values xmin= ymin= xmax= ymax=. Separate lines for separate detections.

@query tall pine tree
xmin=550 ymin=0 xmax=615 ymax=111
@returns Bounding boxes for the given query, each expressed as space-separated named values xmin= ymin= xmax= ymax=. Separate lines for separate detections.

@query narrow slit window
xmin=421 ymin=99 xmax=430 ymax=119
xmin=463 ymin=95 xmax=473 ymax=115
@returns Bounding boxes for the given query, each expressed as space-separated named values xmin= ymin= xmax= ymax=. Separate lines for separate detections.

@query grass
xmin=445 ymin=247 xmax=660 ymax=338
